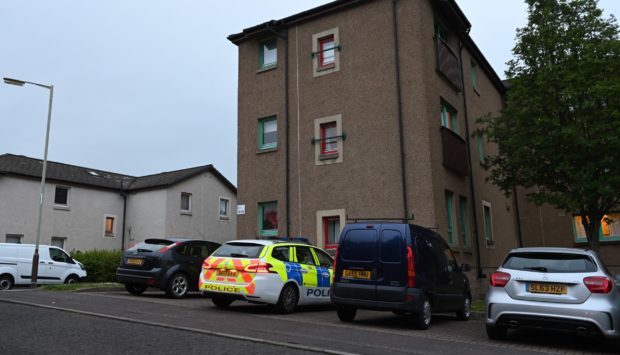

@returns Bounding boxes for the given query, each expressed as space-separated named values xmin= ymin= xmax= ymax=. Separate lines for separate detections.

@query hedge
xmin=71 ymin=249 xmax=123 ymax=283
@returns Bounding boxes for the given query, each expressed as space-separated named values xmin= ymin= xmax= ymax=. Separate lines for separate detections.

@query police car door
xmin=294 ymin=246 xmax=320 ymax=305
xmin=311 ymin=247 xmax=333 ymax=304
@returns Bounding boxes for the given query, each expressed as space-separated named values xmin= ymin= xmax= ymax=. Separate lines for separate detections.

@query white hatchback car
xmin=486 ymin=247 xmax=620 ymax=341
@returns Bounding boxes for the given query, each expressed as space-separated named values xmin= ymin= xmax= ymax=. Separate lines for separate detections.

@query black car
xmin=116 ymin=238 xmax=220 ymax=298
xmin=331 ymin=222 xmax=471 ymax=329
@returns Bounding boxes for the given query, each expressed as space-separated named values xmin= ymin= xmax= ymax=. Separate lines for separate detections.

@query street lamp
xmin=4 ymin=77 xmax=54 ymax=288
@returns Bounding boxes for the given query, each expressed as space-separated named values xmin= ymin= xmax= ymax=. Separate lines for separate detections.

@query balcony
xmin=441 ymin=127 xmax=468 ymax=177
xmin=435 ymin=37 xmax=463 ymax=91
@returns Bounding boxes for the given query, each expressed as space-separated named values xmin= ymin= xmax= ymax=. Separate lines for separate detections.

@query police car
xmin=199 ymin=239 xmax=333 ymax=314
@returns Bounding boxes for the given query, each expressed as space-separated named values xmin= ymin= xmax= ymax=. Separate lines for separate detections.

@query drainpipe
xmin=458 ymin=37 xmax=484 ymax=279
xmin=120 ymin=188 xmax=128 ymax=251
xmin=392 ymin=0 xmax=409 ymax=220
xmin=513 ymin=186 xmax=524 ymax=247
xmin=266 ymin=23 xmax=290 ymax=237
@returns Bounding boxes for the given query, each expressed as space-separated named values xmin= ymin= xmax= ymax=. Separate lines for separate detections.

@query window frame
xmin=258 ymin=201 xmax=278 ymax=237
xmin=219 ymin=197 xmax=230 ymax=220
xmin=312 ymin=28 xmax=340 ymax=77
xmin=5 ymin=234 xmax=23 ymax=244
xmin=316 ymin=209 xmax=345 ymax=250
xmin=180 ymin=192 xmax=192 ymax=214
xmin=482 ymin=201 xmax=494 ymax=246
xmin=323 ymin=215 xmax=341 ymax=249
xmin=259 ymin=37 xmax=277 ymax=70
xmin=54 ymin=185 xmax=70 ymax=209
xmin=440 ymin=100 xmax=459 ymax=134
xmin=51 ymin=236 xmax=66 ymax=249
xmin=314 ymin=114 xmax=343 ymax=165
xmin=318 ymin=34 xmax=336 ymax=68
xmin=573 ymin=213 xmax=620 ymax=243
xmin=258 ymin=116 xmax=278 ymax=150
xmin=471 ymin=61 xmax=479 ymax=92
xmin=104 ymin=215 xmax=117 ymax=238
xmin=320 ymin=121 xmax=338 ymax=155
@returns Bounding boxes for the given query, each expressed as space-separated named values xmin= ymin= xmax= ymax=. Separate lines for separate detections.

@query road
xmin=0 ymin=288 xmax=616 ymax=355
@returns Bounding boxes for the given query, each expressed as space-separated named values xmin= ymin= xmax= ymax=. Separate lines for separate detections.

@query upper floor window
xmin=318 ymin=35 xmax=336 ymax=68
xmin=259 ymin=201 xmax=278 ymax=236
xmin=219 ymin=197 xmax=230 ymax=219
xmin=314 ymin=114 xmax=343 ymax=165
xmin=54 ymin=186 xmax=70 ymax=208
xmin=181 ymin=192 xmax=192 ymax=214
xmin=471 ymin=61 xmax=479 ymax=92
xmin=312 ymin=28 xmax=340 ymax=77
xmin=440 ymin=100 xmax=458 ymax=134
xmin=259 ymin=38 xmax=277 ymax=69
xmin=320 ymin=122 xmax=338 ymax=155
xmin=482 ymin=201 xmax=494 ymax=246
xmin=259 ymin=116 xmax=277 ymax=150
xmin=573 ymin=213 xmax=620 ymax=243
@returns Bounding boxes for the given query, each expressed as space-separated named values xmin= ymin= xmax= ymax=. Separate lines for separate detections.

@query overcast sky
xmin=1 ymin=0 xmax=618 ymax=186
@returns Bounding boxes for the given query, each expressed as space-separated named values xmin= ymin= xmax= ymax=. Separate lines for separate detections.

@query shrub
xmin=71 ymin=249 xmax=122 ymax=283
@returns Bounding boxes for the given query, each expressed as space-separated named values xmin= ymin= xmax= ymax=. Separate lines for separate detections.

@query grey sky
xmin=1 ymin=0 xmax=618 ymax=186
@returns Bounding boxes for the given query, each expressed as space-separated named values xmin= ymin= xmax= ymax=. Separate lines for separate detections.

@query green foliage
xmin=42 ymin=282 xmax=122 ymax=291
xmin=71 ymin=249 xmax=123 ymax=283
xmin=478 ymin=0 xmax=620 ymax=250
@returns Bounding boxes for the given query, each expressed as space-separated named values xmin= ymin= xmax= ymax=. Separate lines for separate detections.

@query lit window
xmin=482 ymin=201 xmax=493 ymax=244
xmin=181 ymin=192 xmax=192 ymax=213
xmin=440 ymin=100 xmax=458 ymax=133
xmin=321 ymin=122 xmax=338 ymax=155
xmin=105 ymin=216 xmax=115 ymax=237
xmin=259 ymin=202 xmax=278 ymax=236
xmin=54 ymin=186 xmax=70 ymax=207
xmin=445 ymin=191 xmax=455 ymax=245
xmin=260 ymin=38 xmax=277 ymax=69
xmin=259 ymin=117 xmax=277 ymax=150
xmin=219 ymin=198 xmax=230 ymax=219
xmin=323 ymin=216 xmax=341 ymax=248
xmin=319 ymin=35 xmax=335 ymax=67
xmin=573 ymin=213 xmax=620 ymax=242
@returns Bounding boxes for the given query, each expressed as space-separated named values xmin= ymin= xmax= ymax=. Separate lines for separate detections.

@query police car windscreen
xmin=212 ymin=243 xmax=264 ymax=258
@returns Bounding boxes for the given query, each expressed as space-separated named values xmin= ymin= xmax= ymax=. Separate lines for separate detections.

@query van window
xmin=340 ymin=229 xmax=376 ymax=261
xmin=379 ymin=229 xmax=402 ymax=263
xmin=49 ymin=248 xmax=73 ymax=263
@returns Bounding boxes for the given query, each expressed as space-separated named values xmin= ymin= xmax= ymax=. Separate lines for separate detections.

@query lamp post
xmin=4 ymin=77 xmax=54 ymax=288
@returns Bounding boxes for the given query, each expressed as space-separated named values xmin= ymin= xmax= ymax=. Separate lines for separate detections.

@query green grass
xmin=42 ymin=282 xmax=122 ymax=291
xmin=472 ymin=299 xmax=486 ymax=313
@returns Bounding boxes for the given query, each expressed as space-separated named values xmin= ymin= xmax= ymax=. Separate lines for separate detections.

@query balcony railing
xmin=435 ymin=37 xmax=463 ymax=91
xmin=441 ymin=127 xmax=469 ymax=177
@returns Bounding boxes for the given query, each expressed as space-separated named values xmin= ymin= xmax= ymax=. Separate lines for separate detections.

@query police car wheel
xmin=337 ymin=306 xmax=356 ymax=322
xmin=212 ymin=297 xmax=233 ymax=308
xmin=275 ymin=284 xmax=298 ymax=314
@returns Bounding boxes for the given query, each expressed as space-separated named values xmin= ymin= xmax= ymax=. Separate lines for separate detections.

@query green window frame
xmin=458 ymin=196 xmax=469 ymax=248
xmin=573 ymin=213 xmax=620 ymax=243
xmin=258 ymin=116 xmax=277 ymax=150
xmin=445 ymin=190 xmax=455 ymax=245
xmin=440 ymin=100 xmax=459 ymax=134
xmin=483 ymin=202 xmax=493 ymax=242
xmin=471 ymin=61 xmax=478 ymax=91
xmin=259 ymin=201 xmax=278 ymax=236
xmin=259 ymin=38 xmax=277 ymax=69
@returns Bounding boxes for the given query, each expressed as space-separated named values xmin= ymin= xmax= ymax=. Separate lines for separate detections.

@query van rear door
xmin=376 ymin=225 xmax=408 ymax=302
xmin=334 ymin=227 xmax=378 ymax=301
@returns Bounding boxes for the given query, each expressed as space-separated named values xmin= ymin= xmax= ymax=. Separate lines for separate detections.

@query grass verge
xmin=42 ymin=282 xmax=123 ymax=291
xmin=472 ymin=299 xmax=485 ymax=313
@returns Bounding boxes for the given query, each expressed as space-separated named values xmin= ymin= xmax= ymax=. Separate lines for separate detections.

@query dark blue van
xmin=330 ymin=222 xmax=471 ymax=329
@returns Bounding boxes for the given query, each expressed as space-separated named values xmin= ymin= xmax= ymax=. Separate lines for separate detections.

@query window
xmin=51 ymin=237 xmax=65 ymax=249
xmin=49 ymin=247 xmax=72 ymax=263
xmin=323 ymin=216 xmax=341 ymax=248
xmin=445 ymin=190 xmax=455 ymax=245
xmin=573 ymin=213 xmax=620 ymax=242
xmin=471 ymin=61 xmax=479 ymax=92
xmin=435 ymin=21 xmax=449 ymax=42
xmin=259 ymin=116 xmax=277 ymax=150
xmin=259 ymin=202 xmax=278 ymax=236
xmin=259 ymin=38 xmax=277 ymax=69
xmin=458 ymin=196 xmax=470 ymax=248
xmin=181 ymin=192 xmax=192 ymax=214
xmin=318 ymin=35 xmax=335 ymax=68
xmin=272 ymin=246 xmax=291 ymax=262
xmin=219 ymin=197 xmax=230 ymax=219
xmin=440 ymin=100 xmax=458 ymax=133
xmin=316 ymin=209 xmax=345 ymax=249
xmin=104 ymin=215 xmax=116 ymax=237
xmin=320 ymin=122 xmax=338 ymax=155
xmin=313 ymin=248 xmax=333 ymax=268
xmin=295 ymin=246 xmax=316 ymax=266
xmin=312 ymin=28 xmax=340 ymax=77
xmin=482 ymin=201 xmax=493 ymax=245
xmin=54 ymin=186 xmax=70 ymax=208
xmin=5 ymin=234 xmax=22 ymax=244
xmin=476 ymin=132 xmax=485 ymax=163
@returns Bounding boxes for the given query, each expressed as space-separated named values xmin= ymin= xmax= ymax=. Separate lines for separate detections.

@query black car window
xmin=340 ymin=229 xmax=377 ymax=262
xmin=128 ymin=239 xmax=173 ymax=253
xmin=503 ymin=252 xmax=597 ymax=273
xmin=430 ymin=237 xmax=449 ymax=271
xmin=212 ymin=243 xmax=265 ymax=258
xmin=379 ymin=229 xmax=403 ymax=263
xmin=312 ymin=248 xmax=333 ymax=268
xmin=49 ymin=248 xmax=73 ymax=263
xmin=296 ymin=247 xmax=316 ymax=266
xmin=187 ymin=245 xmax=207 ymax=258
xmin=272 ymin=246 xmax=290 ymax=262
xmin=443 ymin=246 xmax=458 ymax=272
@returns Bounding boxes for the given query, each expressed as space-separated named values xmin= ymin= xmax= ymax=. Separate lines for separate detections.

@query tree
xmin=478 ymin=0 xmax=620 ymax=251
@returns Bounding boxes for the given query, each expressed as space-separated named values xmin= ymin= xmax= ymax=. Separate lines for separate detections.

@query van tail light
xmin=158 ymin=242 xmax=180 ymax=253
xmin=490 ymin=271 xmax=511 ymax=287
xmin=407 ymin=246 xmax=415 ymax=288
xmin=584 ymin=276 xmax=613 ymax=293
xmin=244 ymin=262 xmax=275 ymax=273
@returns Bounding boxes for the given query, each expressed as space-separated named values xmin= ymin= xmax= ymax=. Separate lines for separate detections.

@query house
xmin=228 ymin=0 xmax=619 ymax=297
xmin=0 ymin=154 xmax=236 ymax=252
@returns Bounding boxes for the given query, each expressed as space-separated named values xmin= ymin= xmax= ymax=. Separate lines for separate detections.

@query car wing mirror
xmin=460 ymin=263 xmax=471 ymax=272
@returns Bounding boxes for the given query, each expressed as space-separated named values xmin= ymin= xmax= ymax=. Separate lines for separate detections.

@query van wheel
xmin=64 ymin=275 xmax=79 ymax=284
xmin=0 ymin=275 xmax=13 ymax=290
xmin=275 ymin=284 xmax=298 ymax=314
xmin=486 ymin=324 xmax=507 ymax=340
xmin=166 ymin=273 xmax=189 ymax=298
xmin=413 ymin=297 xmax=432 ymax=330
xmin=337 ymin=306 xmax=357 ymax=322
xmin=125 ymin=284 xmax=147 ymax=295
xmin=212 ymin=297 xmax=233 ymax=308
xmin=456 ymin=295 xmax=471 ymax=321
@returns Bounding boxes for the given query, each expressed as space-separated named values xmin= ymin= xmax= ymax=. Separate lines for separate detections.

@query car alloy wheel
xmin=275 ymin=284 xmax=298 ymax=314
xmin=167 ymin=273 xmax=189 ymax=298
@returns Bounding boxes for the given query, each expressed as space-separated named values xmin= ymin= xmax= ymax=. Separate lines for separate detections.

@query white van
xmin=0 ymin=243 xmax=87 ymax=290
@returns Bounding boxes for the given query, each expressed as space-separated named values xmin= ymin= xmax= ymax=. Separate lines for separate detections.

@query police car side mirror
xmin=460 ymin=264 xmax=471 ymax=272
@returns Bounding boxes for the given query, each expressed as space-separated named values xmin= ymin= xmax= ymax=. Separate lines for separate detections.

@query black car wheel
xmin=337 ymin=306 xmax=357 ymax=322
xmin=166 ymin=273 xmax=189 ymax=299
xmin=413 ymin=296 xmax=432 ymax=330
xmin=0 ymin=275 xmax=13 ymax=290
xmin=212 ymin=297 xmax=234 ymax=308
xmin=456 ymin=294 xmax=471 ymax=321
xmin=125 ymin=283 xmax=147 ymax=295
xmin=64 ymin=275 xmax=79 ymax=284
xmin=275 ymin=284 xmax=298 ymax=314
xmin=486 ymin=324 xmax=508 ymax=340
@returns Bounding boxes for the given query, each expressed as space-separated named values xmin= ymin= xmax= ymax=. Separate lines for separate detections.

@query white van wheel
xmin=65 ymin=275 xmax=79 ymax=284
xmin=0 ymin=275 xmax=14 ymax=290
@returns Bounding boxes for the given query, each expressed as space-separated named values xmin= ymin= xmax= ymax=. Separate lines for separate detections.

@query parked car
xmin=0 ymin=243 xmax=87 ymax=289
xmin=199 ymin=238 xmax=333 ymax=313
xmin=486 ymin=247 xmax=620 ymax=341
xmin=330 ymin=222 xmax=471 ymax=329
xmin=116 ymin=238 xmax=220 ymax=298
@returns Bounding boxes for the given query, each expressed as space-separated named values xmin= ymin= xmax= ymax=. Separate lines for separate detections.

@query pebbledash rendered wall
xmin=232 ymin=0 xmax=522 ymax=297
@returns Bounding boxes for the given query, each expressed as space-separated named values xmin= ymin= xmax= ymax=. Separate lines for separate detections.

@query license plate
xmin=528 ymin=282 xmax=567 ymax=295
xmin=126 ymin=258 xmax=143 ymax=266
xmin=217 ymin=269 xmax=237 ymax=277
xmin=343 ymin=269 xmax=371 ymax=279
